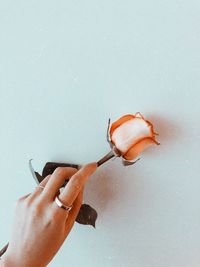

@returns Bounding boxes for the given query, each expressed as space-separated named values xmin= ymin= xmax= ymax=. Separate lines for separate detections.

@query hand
xmin=0 ymin=162 xmax=97 ymax=267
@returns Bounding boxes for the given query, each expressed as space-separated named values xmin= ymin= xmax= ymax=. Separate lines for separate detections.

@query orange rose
xmin=97 ymin=112 xmax=159 ymax=166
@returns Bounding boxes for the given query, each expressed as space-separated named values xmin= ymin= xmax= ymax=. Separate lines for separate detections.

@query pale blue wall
xmin=0 ymin=1 xmax=200 ymax=266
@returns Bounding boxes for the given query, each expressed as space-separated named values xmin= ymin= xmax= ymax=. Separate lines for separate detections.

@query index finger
xmin=58 ymin=162 xmax=97 ymax=207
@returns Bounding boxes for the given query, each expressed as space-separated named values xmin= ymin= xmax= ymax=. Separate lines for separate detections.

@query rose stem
xmin=97 ymin=150 xmax=115 ymax=167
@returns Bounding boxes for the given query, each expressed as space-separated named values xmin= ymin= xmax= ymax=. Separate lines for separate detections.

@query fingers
xmin=42 ymin=167 xmax=78 ymax=200
xmin=27 ymin=174 xmax=52 ymax=201
xmin=58 ymin=162 xmax=97 ymax=208
xmin=65 ymin=187 xmax=84 ymax=233
xmin=39 ymin=174 xmax=51 ymax=187
xmin=17 ymin=174 xmax=52 ymax=203
xmin=17 ymin=192 xmax=32 ymax=202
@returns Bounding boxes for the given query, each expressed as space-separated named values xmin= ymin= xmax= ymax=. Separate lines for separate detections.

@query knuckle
xmin=54 ymin=167 xmax=63 ymax=175
xmin=72 ymin=167 xmax=79 ymax=174
xmin=54 ymin=167 xmax=78 ymax=176
xmin=15 ymin=195 xmax=28 ymax=206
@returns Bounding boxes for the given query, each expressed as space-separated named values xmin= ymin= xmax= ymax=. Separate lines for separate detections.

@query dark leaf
xmin=29 ymin=159 xmax=44 ymax=184
xmin=76 ymin=204 xmax=98 ymax=228
xmin=35 ymin=172 xmax=44 ymax=184
xmin=42 ymin=162 xmax=79 ymax=177
xmin=42 ymin=162 xmax=79 ymax=188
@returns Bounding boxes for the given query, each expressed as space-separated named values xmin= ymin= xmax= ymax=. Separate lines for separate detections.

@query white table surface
xmin=0 ymin=1 xmax=200 ymax=266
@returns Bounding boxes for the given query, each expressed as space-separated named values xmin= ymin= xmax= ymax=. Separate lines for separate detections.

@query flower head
xmin=109 ymin=112 xmax=159 ymax=162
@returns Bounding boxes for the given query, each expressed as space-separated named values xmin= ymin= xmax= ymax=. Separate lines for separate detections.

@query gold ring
xmin=55 ymin=196 xmax=73 ymax=212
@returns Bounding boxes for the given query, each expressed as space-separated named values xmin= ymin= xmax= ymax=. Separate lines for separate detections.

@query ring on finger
xmin=55 ymin=195 xmax=73 ymax=212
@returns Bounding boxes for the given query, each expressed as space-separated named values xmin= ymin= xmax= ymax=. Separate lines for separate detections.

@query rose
xmin=110 ymin=112 xmax=160 ymax=160
xmin=97 ymin=112 xmax=159 ymax=166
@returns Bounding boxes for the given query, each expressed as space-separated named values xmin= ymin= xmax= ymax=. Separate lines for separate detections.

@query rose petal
xmin=123 ymin=137 xmax=159 ymax=160
xmin=135 ymin=112 xmax=144 ymax=119
xmin=111 ymin=117 xmax=153 ymax=154
xmin=109 ymin=114 xmax=135 ymax=137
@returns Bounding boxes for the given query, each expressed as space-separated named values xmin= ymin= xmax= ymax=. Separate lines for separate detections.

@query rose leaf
xmin=42 ymin=162 xmax=79 ymax=177
xmin=29 ymin=159 xmax=44 ymax=184
xmin=76 ymin=204 xmax=98 ymax=228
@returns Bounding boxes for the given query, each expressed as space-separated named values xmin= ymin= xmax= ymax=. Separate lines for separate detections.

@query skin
xmin=0 ymin=162 xmax=97 ymax=267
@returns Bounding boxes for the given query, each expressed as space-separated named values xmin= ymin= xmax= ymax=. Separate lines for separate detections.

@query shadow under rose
xmin=138 ymin=112 xmax=183 ymax=159
xmin=84 ymin=113 xmax=184 ymax=219
xmin=84 ymin=157 xmax=138 ymax=216
xmin=147 ymin=113 xmax=182 ymax=143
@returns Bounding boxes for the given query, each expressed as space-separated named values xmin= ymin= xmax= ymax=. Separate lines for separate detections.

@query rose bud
xmin=110 ymin=112 xmax=160 ymax=161
xmin=97 ymin=112 xmax=160 ymax=167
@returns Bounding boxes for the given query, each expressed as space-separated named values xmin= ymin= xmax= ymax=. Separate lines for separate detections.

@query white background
xmin=0 ymin=1 xmax=200 ymax=266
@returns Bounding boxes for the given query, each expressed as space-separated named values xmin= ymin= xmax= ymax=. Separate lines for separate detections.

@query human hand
xmin=0 ymin=162 xmax=97 ymax=267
